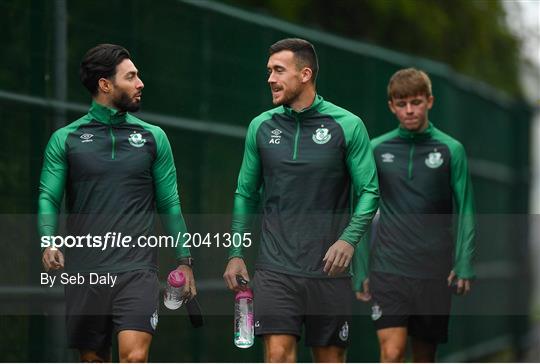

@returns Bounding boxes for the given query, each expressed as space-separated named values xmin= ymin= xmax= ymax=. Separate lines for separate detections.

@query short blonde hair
xmin=387 ymin=68 xmax=432 ymax=100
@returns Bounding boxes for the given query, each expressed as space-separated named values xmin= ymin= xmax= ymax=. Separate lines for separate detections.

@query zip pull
xmin=292 ymin=116 xmax=301 ymax=160
xmin=408 ymin=142 xmax=415 ymax=179
xmin=109 ymin=127 xmax=116 ymax=160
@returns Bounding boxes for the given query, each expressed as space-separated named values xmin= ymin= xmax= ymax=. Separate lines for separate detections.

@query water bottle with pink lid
xmin=234 ymin=288 xmax=254 ymax=348
xmin=164 ymin=269 xmax=186 ymax=310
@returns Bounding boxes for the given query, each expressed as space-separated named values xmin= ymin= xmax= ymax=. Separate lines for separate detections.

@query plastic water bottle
xmin=164 ymin=270 xmax=186 ymax=310
xmin=234 ymin=288 xmax=254 ymax=348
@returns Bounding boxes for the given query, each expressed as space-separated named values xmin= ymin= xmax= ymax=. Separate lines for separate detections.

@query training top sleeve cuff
xmin=338 ymin=236 xmax=357 ymax=248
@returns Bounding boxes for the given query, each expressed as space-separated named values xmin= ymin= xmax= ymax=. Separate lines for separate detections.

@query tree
xmin=227 ymin=0 xmax=524 ymax=97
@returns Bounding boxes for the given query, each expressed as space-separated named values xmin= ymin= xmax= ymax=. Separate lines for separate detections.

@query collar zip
xmin=398 ymin=122 xmax=433 ymax=142
xmin=283 ymin=94 xmax=324 ymax=118
xmin=89 ymin=100 xmax=127 ymax=125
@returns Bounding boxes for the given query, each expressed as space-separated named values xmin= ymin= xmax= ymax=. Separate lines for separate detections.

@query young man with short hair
xmin=39 ymin=44 xmax=195 ymax=362
xmin=223 ymin=38 xmax=379 ymax=362
xmin=354 ymin=68 xmax=475 ymax=362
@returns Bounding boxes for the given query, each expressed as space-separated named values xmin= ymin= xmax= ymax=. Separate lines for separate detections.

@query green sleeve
xmin=38 ymin=130 xmax=68 ymax=249
xmin=229 ymin=118 xmax=263 ymax=259
xmin=449 ymin=143 xmax=476 ymax=278
xmin=152 ymin=128 xmax=190 ymax=259
xmin=338 ymin=117 xmax=379 ymax=247
xmin=352 ymin=232 xmax=371 ymax=291
xmin=351 ymin=137 xmax=386 ymax=291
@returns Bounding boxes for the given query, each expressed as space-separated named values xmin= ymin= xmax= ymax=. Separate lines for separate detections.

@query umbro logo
xmin=269 ymin=129 xmax=282 ymax=144
xmin=381 ymin=153 xmax=394 ymax=163
xmin=80 ymin=133 xmax=94 ymax=143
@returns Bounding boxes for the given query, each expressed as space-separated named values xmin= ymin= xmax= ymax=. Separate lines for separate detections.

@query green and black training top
xmin=354 ymin=123 xmax=475 ymax=287
xmin=38 ymin=101 xmax=190 ymax=274
xmin=229 ymin=95 xmax=379 ymax=278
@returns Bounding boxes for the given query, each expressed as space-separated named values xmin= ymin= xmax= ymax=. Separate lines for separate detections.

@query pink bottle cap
xmin=167 ymin=270 xmax=186 ymax=287
xmin=235 ymin=288 xmax=253 ymax=300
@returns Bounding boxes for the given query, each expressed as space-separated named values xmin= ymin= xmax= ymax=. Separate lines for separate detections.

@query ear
xmin=388 ymin=100 xmax=397 ymax=115
xmin=300 ymin=67 xmax=313 ymax=83
xmin=98 ymin=78 xmax=112 ymax=94
xmin=426 ymin=95 xmax=434 ymax=110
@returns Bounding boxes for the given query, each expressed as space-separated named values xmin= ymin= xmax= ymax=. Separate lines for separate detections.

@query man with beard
xmin=39 ymin=44 xmax=196 ymax=362
xmin=223 ymin=38 xmax=379 ymax=362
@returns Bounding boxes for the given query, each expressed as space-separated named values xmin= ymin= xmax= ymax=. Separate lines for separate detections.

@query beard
xmin=273 ymin=85 xmax=302 ymax=107
xmin=112 ymin=90 xmax=141 ymax=112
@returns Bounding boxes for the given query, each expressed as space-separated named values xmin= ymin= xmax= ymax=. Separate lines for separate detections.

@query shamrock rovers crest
xmin=128 ymin=132 xmax=146 ymax=148
xmin=150 ymin=309 xmax=158 ymax=330
xmin=371 ymin=303 xmax=382 ymax=321
xmin=425 ymin=150 xmax=443 ymax=168
xmin=339 ymin=321 xmax=349 ymax=341
xmin=312 ymin=125 xmax=331 ymax=144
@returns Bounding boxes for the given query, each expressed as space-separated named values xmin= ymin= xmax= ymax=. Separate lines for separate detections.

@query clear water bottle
xmin=164 ymin=270 xmax=186 ymax=310
xmin=234 ymin=288 xmax=254 ymax=348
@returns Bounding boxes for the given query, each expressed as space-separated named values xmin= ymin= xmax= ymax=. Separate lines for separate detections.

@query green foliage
xmin=226 ymin=0 xmax=523 ymax=96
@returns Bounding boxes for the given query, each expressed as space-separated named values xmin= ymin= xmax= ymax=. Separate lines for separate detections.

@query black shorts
xmin=252 ymin=269 xmax=352 ymax=348
xmin=65 ymin=269 xmax=159 ymax=353
xmin=369 ymin=271 xmax=452 ymax=344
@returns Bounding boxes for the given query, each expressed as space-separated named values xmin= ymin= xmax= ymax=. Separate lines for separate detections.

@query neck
xmin=402 ymin=119 xmax=429 ymax=133
xmin=94 ymin=95 xmax=116 ymax=111
xmin=401 ymin=120 xmax=430 ymax=134
xmin=289 ymin=87 xmax=316 ymax=112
